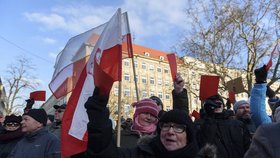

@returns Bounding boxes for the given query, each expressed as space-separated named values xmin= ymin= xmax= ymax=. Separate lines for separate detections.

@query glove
xmin=84 ymin=87 xmax=109 ymax=125
xmin=226 ymin=98 xmax=231 ymax=110
xmin=266 ymin=86 xmax=276 ymax=98
xmin=25 ymin=98 xmax=34 ymax=110
xmin=254 ymin=65 xmax=267 ymax=83
xmin=85 ymin=87 xmax=109 ymax=110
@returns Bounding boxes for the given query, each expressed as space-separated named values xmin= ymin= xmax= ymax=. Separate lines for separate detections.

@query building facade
xmin=42 ymin=44 xmax=280 ymax=118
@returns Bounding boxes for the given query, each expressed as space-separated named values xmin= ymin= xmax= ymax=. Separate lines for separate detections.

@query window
xmin=124 ymin=73 xmax=130 ymax=81
xmin=142 ymin=63 xmax=146 ymax=69
xmin=165 ymin=80 xmax=169 ymax=86
xmin=134 ymin=90 xmax=137 ymax=98
xmin=124 ymin=88 xmax=130 ymax=96
xmin=142 ymin=91 xmax=148 ymax=98
xmin=158 ymin=92 xmax=163 ymax=99
xmin=158 ymin=79 xmax=162 ymax=85
xmin=157 ymin=67 xmax=162 ymax=73
xmin=114 ymin=87 xmax=118 ymax=96
xmin=165 ymin=94 xmax=170 ymax=100
xmin=150 ymin=77 xmax=155 ymax=84
xmin=164 ymin=68 xmax=169 ymax=73
xmin=124 ymin=60 xmax=129 ymax=66
xmin=159 ymin=56 xmax=164 ymax=61
xmin=142 ymin=76 xmax=147 ymax=84
xmin=150 ymin=91 xmax=155 ymax=97
xmin=149 ymin=65 xmax=154 ymax=71
xmin=144 ymin=52 xmax=150 ymax=56
xmin=135 ymin=75 xmax=138 ymax=82
xmin=134 ymin=60 xmax=138 ymax=68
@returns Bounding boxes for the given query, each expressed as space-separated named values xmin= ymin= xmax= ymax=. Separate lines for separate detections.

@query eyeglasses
xmin=160 ymin=123 xmax=186 ymax=133
xmin=56 ymin=109 xmax=64 ymax=113
xmin=5 ymin=122 xmax=20 ymax=127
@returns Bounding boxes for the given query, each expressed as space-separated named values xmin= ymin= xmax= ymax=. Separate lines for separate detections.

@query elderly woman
xmin=0 ymin=115 xmax=24 ymax=158
xmin=84 ymin=88 xmax=198 ymax=158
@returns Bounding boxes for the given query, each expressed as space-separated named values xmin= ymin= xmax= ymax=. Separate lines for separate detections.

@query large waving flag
xmin=59 ymin=9 xmax=133 ymax=157
xmin=49 ymin=11 xmax=133 ymax=99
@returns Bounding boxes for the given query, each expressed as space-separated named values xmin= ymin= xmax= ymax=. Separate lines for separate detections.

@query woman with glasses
xmin=83 ymin=88 xmax=199 ymax=158
xmin=0 ymin=115 xmax=24 ymax=158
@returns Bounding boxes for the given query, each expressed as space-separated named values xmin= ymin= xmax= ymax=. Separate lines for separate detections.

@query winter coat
xmin=244 ymin=122 xmax=280 ymax=158
xmin=0 ymin=128 xmax=24 ymax=158
xmin=8 ymin=128 xmax=60 ymax=158
xmin=237 ymin=118 xmax=256 ymax=136
xmin=172 ymin=88 xmax=189 ymax=114
xmin=196 ymin=113 xmax=251 ymax=158
xmin=48 ymin=122 xmax=61 ymax=140
xmin=113 ymin=127 xmax=140 ymax=148
xmin=250 ymin=83 xmax=272 ymax=127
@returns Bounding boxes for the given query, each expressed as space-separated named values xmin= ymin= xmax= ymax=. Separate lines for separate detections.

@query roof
xmin=131 ymin=44 xmax=184 ymax=64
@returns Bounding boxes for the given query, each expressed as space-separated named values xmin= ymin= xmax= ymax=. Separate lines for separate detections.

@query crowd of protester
xmin=0 ymin=66 xmax=279 ymax=158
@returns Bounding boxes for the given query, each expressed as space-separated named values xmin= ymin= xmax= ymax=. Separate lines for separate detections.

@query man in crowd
xmin=49 ymin=103 xmax=66 ymax=139
xmin=8 ymin=109 xmax=60 ymax=158
xmin=196 ymin=95 xmax=251 ymax=158
xmin=0 ymin=114 xmax=24 ymax=157
xmin=243 ymin=65 xmax=280 ymax=158
xmin=234 ymin=100 xmax=256 ymax=136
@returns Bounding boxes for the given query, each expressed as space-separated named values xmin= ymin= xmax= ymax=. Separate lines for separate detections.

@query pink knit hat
xmin=132 ymin=99 xmax=160 ymax=118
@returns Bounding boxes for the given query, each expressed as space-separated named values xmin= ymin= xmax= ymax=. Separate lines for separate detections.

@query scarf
xmin=131 ymin=115 xmax=157 ymax=135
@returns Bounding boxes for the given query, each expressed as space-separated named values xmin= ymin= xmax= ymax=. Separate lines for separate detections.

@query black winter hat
xmin=158 ymin=109 xmax=195 ymax=143
xmin=4 ymin=114 xmax=22 ymax=125
xmin=24 ymin=109 xmax=48 ymax=126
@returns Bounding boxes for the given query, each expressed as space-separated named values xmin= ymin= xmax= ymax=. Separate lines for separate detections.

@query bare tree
xmin=180 ymin=0 xmax=279 ymax=95
xmin=3 ymin=56 xmax=40 ymax=115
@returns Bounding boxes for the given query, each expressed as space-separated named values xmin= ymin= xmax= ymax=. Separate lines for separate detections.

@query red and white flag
xmin=60 ymin=9 xmax=133 ymax=157
xmin=49 ymin=11 xmax=133 ymax=99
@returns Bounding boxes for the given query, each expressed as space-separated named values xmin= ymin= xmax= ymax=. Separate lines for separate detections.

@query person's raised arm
xmin=85 ymin=87 xmax=117 ymax=157
xmin=250 ymin=65 xmax=271 ymax=127
xmin=172 ymin=73 xmax=189 ymax=114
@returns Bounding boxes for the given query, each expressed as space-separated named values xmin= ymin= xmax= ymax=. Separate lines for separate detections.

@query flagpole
xmin=124 ymin=12 xmax=139 ymax=102
xmin=131 ymin=57 xmax=139 ymax=101
xmin=116 ymin=80 xmax=122 ymax=147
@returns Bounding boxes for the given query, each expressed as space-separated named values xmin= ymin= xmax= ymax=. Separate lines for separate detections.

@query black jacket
xmin=172 ymin=88 xmax=189 ymax=114
xmin=196 ymin=113 xmax=251 ymax=158
xmin=0 ymin=128 xmax=24 ymax=158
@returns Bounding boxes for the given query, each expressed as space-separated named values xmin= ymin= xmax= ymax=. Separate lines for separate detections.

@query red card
xmin=228 ymin=91 xmax=235 ymax=104
xmin=167 ymin=53 xmax=177 ymax=81
xmin=30 ymin=91 xmax=46 ymax=101
xmin=266 ymin=43 xmax=278 ymax=71
xmin=199 ymin=75 xmax=220 ymax=101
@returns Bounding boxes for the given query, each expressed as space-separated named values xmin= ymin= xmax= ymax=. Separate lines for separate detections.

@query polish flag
xmin=61 ymin=9 xmax=132 ymax=157
xmin=49 ymin=12 xmax=133 ymax=99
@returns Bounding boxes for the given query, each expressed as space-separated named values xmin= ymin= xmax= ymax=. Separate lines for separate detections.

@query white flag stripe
xmin=68 ymin=74 xmax=94 ymax=139
xmin=69 ymin=9 xmax=122 ymax=140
